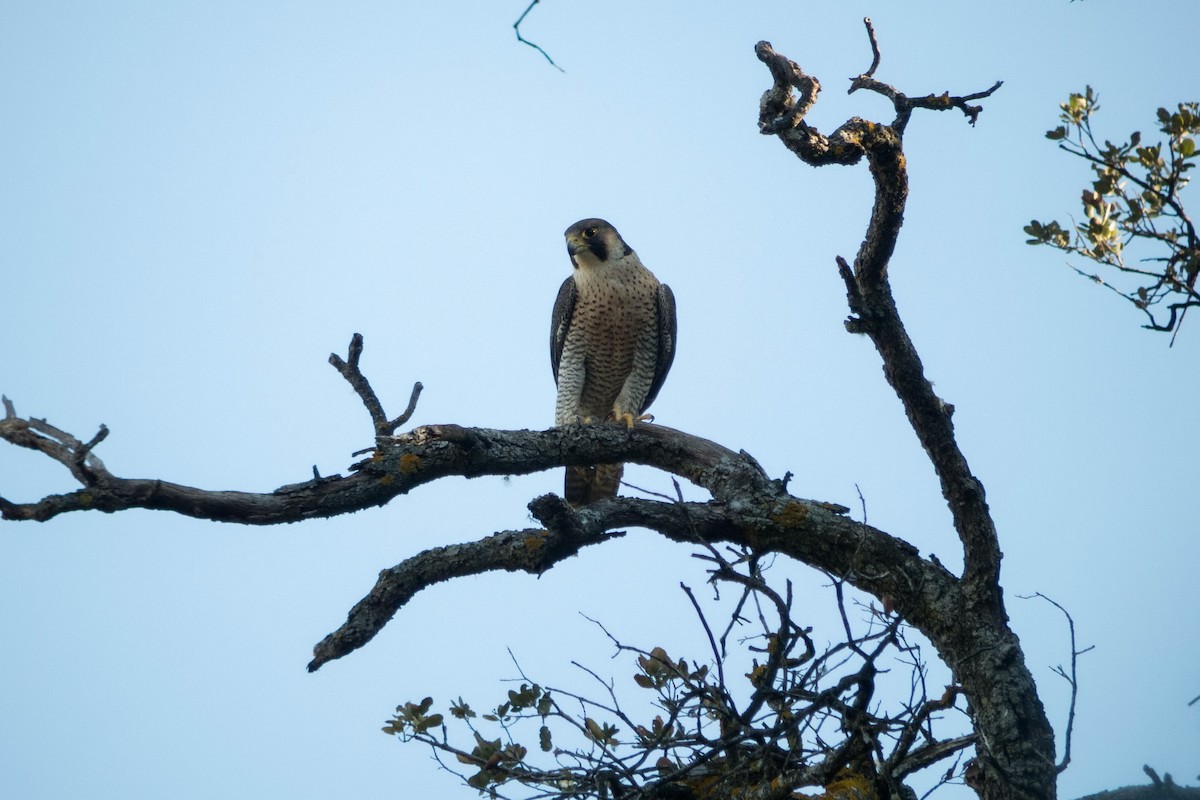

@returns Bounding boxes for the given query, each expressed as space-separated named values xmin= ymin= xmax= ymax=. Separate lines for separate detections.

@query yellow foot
xmin=612 ymin=411 xmax=654 ymax=429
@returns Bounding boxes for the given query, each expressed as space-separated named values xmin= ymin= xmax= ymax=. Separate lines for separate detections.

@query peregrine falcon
xmin=551 ymin=218 xmax=677 ymax=506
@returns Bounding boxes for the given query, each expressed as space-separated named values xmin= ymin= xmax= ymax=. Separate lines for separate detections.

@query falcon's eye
xmin=583 ymin=227 xmax=598 ymax=239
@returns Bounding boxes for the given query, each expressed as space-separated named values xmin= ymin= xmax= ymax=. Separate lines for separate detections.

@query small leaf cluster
xmin=383 ymin=684 xmax=561 ymax=794
xmin=1027 ymin=87 xmax=1200 ymax=335
xmin=381 ymin=562 xmax=973 ymax=800
xmin=382 ymin=696 xmax=444 ymax=738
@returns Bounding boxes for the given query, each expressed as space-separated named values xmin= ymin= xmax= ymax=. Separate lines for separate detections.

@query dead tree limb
xmin=2 ymin=373 xmax=955 ymax=681
xmin=756 ymin=21 xmax=1051 ymax=800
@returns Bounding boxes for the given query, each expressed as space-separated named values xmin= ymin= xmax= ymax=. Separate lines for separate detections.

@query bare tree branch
xmin=329 ymin=332 xmax=423 ymax=438
xmin=1073 ymin=771 xmax=1200 ymax=800
xmin=1 ymin=394 xmax=112 ymax=491
xmin=844 ymin=19 xmax=1002 ymax=133
xmin=310 ymin=495 xmax=620 ymax=671
xmin=310 ymin=477 xmax=956 ymax=671
xmin=513 ymin=0 xmax=564 ymax=72
xmin=757 ymin=33 xmax=1000 ymax=597
xmin=1019 ymin=592 xmax=1091 ymax=775
xmin=0 ymin=379 xmax=780 ymax=526
xmin=756 ymin=27 xmax=1055 ymax=800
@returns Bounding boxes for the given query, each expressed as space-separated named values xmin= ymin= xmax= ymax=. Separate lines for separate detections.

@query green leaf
xmin=539 ymin=725 xmax=553 ymax=752
xmin=1179 ymin=104 xmax=1197 ymax=130
xmin=1181 ymin=137 xmax=1195 ymax=158
xmin=1046 ymin=126 xmax=1067 ymax=140
xmin=450 ymin=698 xmax=475 ymax=719
xmin=584 ymin=717 xmax=603 ymax=741
xmin=583 ymin=717 xmax=619 ymax=746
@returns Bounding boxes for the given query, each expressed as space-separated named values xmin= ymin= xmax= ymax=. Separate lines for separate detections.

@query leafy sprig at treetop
xmin=1026 ymin=87 xmax=1200 ymax=340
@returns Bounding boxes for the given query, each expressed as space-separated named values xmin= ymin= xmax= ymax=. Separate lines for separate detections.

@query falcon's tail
xmin=565 ymin=463 xmax=623 ymax=507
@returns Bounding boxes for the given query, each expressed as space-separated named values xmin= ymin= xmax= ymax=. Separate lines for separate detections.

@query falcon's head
xmin=564 ymin=218 xmax=632 ymax=269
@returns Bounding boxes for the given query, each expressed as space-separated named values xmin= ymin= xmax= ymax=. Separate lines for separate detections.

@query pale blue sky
xmin=2 ymin=2 xmax=1197 ymax=798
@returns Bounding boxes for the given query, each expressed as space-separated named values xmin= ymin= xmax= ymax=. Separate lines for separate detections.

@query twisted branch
xmin=757 ymin=29 xmax=1001 ymax=597
xmin=756 ymin=27 xmax=1059 ymax=800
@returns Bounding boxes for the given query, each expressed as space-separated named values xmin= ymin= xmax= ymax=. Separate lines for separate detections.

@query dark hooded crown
xmin=564 ymin=218 xmax=631 ymax=264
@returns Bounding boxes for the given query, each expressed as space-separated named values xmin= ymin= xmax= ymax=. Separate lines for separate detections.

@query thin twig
xmin=854 ymin=483 xmax=868 ymax=525
xmin=841 ymin=20 xmax=1002 ymax=131
xmin=680 ymin=582 xmax=729 ymax=709
xmin=860 ymin=17 xmax=881 ymax=78
xmin=391 ymin=381 xmax=424 ymax=430
xmin=74 ymin=424 xmax=110 ymax=478
xmin=1018 ymin=592 xmax=1089 ymax=774
xmin=513 ymin=0 xmax=564 ymax=72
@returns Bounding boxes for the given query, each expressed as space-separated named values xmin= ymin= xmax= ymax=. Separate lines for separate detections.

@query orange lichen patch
xmin=822 ymin=771 xmax=875 ymax=800
xmin=682 ymin=774 xmax=721 ymax=798
xmin=398 ymin=453 xmax=421 ymax=475
xmin=746 ymin=662 xmax=770 ymax=688
xmin=523 ymin=532 xmax=547 ymax=554
xmin=770 ymin=501 xmax=809 ymax=528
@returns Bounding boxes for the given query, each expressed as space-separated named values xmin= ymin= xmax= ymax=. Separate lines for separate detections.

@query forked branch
xmin=329 ymin=332 xmax=423 ymax=437
xmin=847 ymin=18 xmax=1002 ymax=132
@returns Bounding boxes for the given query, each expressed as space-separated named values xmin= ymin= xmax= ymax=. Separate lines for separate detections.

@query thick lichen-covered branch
xmin=757 ymin=28 xmax=1000 ymax=600
xmin=311 ymin=490 xmax=961 ymax=671
xmin=756 ymin=28 xmax=1054 ymax=800
xmin=2 ymin=379 xmax=961 ymax=681
xmin=0 ymin=385 xmax=961 ymax=681
xmin=0 ymin=417 xmax=744 ymax=523
xmin=309 ymin=494 xmax=622 ymax=671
